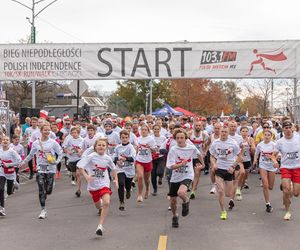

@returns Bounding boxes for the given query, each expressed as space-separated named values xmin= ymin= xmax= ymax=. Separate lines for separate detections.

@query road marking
xmin=157 ymin=235 xmax=167 ymax=250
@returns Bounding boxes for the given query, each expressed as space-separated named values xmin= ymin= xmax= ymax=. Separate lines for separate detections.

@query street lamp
xmin=11 ymin=0 xmax=58 ymax=108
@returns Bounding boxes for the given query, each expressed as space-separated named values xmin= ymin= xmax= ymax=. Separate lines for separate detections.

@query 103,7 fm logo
xmin=200 ymin=50 xmax=237 ymax=65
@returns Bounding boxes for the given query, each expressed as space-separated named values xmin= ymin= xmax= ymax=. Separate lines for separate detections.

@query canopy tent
xmin=174 ymin=107 xmax=196 ymax=117
xmin=152 ymin=104 xmax=183 ymax=116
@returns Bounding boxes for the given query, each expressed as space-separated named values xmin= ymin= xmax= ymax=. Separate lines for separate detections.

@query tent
xmin=174 ymin=107 xmax=196 ymax=117
xmin=152 ymin=103 xmax=183 ymax=116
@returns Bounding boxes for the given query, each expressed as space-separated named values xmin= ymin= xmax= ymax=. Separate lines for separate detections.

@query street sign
xmin=69 ymin=80 xmax=88 ymax=97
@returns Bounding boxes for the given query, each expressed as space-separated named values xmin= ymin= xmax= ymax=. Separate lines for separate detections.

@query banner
xmin=0 ymin=40 xmax=299 ymax=80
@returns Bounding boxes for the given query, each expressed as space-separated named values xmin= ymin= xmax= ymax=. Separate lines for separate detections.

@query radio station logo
xmin=199 ymin=50 xmax=237 ymax=70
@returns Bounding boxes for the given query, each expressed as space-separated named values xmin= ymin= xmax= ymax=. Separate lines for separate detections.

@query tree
xmin=4 ymin=81 xmax=66 ymax=112
xmin=170 ymin=79 xmax=232 ymax=116
xmin=240 ymin=95 xmax=267 ymax=117
xmin=109 ymin=80 xmax=174 ymax=114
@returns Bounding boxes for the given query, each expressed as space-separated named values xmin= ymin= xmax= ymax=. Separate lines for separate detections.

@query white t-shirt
xmin=136 ymin=135 xmax=156 ymax=163
xmin=24 ymin=127 xmax=39 ymax=145
xmin=229 ymin=133 xmax=243 ymax=146
xmin=83 ymin=135 xmax=97 ymax=151
xmin=9 ymin=143 xmax=25 ymax=159
xmin=275 ymin=135 xmax=300 ymax=169
xmin=28 ymin=138 xmax=62 ymax=173
xmin=209 ymin=138 xmax=241 ymax=170
xmin=0 ymin=148 xmax=22 ymax=180
xmin=62 ymin=136 xmax=84 ymax=162
xmin=166 ymin=144 xmax=200 ymax=183
xmin=31 ymin=129 xmax=56 ymax=142
xmin=104 ymin=131 xmax=121 ymax=157
xmin=151 ymin=135 xmax=166 ymax=159
xmin=256 ymin=141 xmax=276 ymax=172
xmin=241 ymin=138 xmax=252 ymax=162
xmin=113 ymin=143 xmax=136 ymax=178
xmin=77 ymin=152 xmax=116 ymax=191
xmin=61 ymin=127 xmax=72 ymax=137
xmin=80 ymin=127 xmax=87 ymax=138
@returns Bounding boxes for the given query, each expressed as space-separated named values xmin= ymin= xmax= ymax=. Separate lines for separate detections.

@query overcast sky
xmin=1 ymin=0 xmax=300 ymax=92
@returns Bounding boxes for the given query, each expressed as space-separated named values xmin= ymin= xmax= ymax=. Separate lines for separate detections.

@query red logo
xmin=246 ymin=48 xmax=287 ymax=75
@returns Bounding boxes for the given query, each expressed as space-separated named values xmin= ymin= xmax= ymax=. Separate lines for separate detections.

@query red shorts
xmin=135 ymin=161 xmax=153 ymax=173
xmin=89 ymin=187 xmax=112 ymax=203
xmin=280 ymin=168 xmax=300 ymax=184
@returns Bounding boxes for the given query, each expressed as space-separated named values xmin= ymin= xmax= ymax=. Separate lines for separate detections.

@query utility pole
xmin=270 ymin=79 xmax=274 ymax=115
xmin=11 ymin=0 xmax=58 ymax=108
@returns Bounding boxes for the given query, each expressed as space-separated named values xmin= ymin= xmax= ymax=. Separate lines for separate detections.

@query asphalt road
xmin=1 ymin=170 xmax=300 ymax=250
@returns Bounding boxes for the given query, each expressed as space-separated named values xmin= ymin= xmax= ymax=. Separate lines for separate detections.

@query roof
xmin=174 ymin=107 xmax=196 ymax=117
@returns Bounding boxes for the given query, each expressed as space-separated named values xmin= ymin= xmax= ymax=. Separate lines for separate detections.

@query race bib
xmin=39 ymin=165 xmax=49 ymax=172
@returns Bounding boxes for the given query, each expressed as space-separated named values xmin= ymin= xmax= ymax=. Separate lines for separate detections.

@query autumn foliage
xmin=170 ymin=79 xmax=232 ymax=116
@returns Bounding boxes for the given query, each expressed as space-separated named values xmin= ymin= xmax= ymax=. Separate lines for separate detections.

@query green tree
xmin=111 ymin=80 xmax=174 ymax=114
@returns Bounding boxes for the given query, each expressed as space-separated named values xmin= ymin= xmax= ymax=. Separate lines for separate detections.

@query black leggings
xmin=27 ymin=146 xmax=34 ymax=176
xmin=36 ymin=173 xmax=55 ymax=208
xmin=151 ymin=158 xmax=165 ymax=192
xmin=0 ymin=176 xmax=14 ymax=208
xmin=117 ymin=173 xmax=133 ymax=203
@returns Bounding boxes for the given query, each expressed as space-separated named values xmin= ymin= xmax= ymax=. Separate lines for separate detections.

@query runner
xmin=272 ymin=120 xmax=300 ymax=220
xmin=78 ymin=138 xmax=118 ymax=236
xmin=63 ymin=127 xmax=84 ymax=197
xmin=210 ymin=126 xmax=242 ymax=219
xmin=103 ymin=120 xmax=121 ymax=160
xmin=208 ymin=122 xmax=221 ymax=194
xmin=166 ymin=128 xmax=202 ymax=228
xmin=135 ymin=124 xmax=156 ymax=202
xmin=239 ymin=126 xmax=255 ymax=193
xmin=113 ymin=130 xmax=136 ymax=210
xmin=23 ymin=117 xmax=39 ymax=179
xmin=151 ymin=124 xmax=166 ymax=196
xmin=253 ymin=129 xmax=276 ymax=212
xmin=21 ymin=123 xmax=62 ymax=219
xmin=50 ymin=122 xmax=63 ymax=179
xmin=228 ymin=121 xmax=244 ymax=202
xmin=0 ymin=136 xmax=22 ymax=216
xmin=189 ymin=120 xmax=208 ymax=199
xmin=9 ymin=134 xmax=25 ymax=188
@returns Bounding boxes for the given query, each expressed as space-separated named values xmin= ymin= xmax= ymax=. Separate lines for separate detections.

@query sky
xmin=1 ymin=0 xmax=300 ymax=94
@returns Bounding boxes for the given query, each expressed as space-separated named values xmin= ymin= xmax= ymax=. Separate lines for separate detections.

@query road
xmin=1 ymin=170 xmax=300 ymax=250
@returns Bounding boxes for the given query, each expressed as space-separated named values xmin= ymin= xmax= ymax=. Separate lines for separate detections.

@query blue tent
xmin=152 ymin=103 xmax=183 ymax=116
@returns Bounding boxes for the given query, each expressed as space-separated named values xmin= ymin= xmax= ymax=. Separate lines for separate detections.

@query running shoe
xmin=220 ymin=211 xmax=227 ymax=220
xmin=126 ymin=191 xmax=131 ymax=199
xmin=190 ymin=192 xmax=196 ymax=200
xmin=96 ymin=224 xmax=104 ymax=236
xmin=283 ymin=211 xmax=291 ymax=221
xmin=29 ymin=174 xmax=34 ymax=180
xmin=168 ymin=206 xmax=172 ymax=211
xmin=14 ymin=181 xmax=20 ymax=191
xmin=152 ymin=190 xmax=157 ymax=196
xmin=228 ymin=199 xmax=235 ymax=210
xmin=71 ymin=181 xmax=76 ymax=186
xmin=172 ymin=215 xmax=179 ymax=228
xmin=56 ymin=171 xmax=61 ymax=180
xmin=119 ymin=202 xmax=125 ymax=211
xmin=0 ymin=207 xmax=6 ymax=216
xmin=182 ymin=200 xmax=190 ymax=217
xmin=75 ymin=190 xmax=81 ymax=197
xmin=137 ymin=195 xmax=143 ymax=202
xmin=131 ymin=181 xmax=136 ymax=188
xmin=204 ymin=169 xmax=209 ymax=175
xmin=38 ymin=209 xmax=47 ymax=219
xmin=158 ymin=178 xmax=163 ymax=185
xmin=210 ymin=185 xmax=217 ymax=194
xmin=235 ymin=188 xmax=242 ymax=201
xmin=266 ymin=204 xmax=273 ymax=213
xmin=244 ymin=183 xmax=249 ymax=189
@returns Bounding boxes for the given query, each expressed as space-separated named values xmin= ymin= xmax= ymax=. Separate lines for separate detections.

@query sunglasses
xmin=263 ymin=126 xmax=269 ymax=129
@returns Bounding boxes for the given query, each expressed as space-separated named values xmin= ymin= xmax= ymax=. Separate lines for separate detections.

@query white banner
xmin=0 ymin=40 xmax=299 ymax=80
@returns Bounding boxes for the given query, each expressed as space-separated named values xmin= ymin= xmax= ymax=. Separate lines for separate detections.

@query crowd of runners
xmin=1 ymin=113 xmax=300 ymax=236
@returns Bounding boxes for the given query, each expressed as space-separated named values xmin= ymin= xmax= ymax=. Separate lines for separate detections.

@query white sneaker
xmin=71 ymin=181 xmax=76 ymax=186
xmin=38 ymin=209 xmax=47 ymax=219
xmin=0 ymin=207 xmax=6 ymax=216
xmin=96 ymin=224 xmax=104 ymax=236
xmin=283 ymin=211 xmax=291 ymax=221
xmin=137 ymin=195 xmax=143 ymax=202
xmin=14 ymin=182 xmax=20 ymax=190
xmin=210 ymin=185 xmax=217 ymax=194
